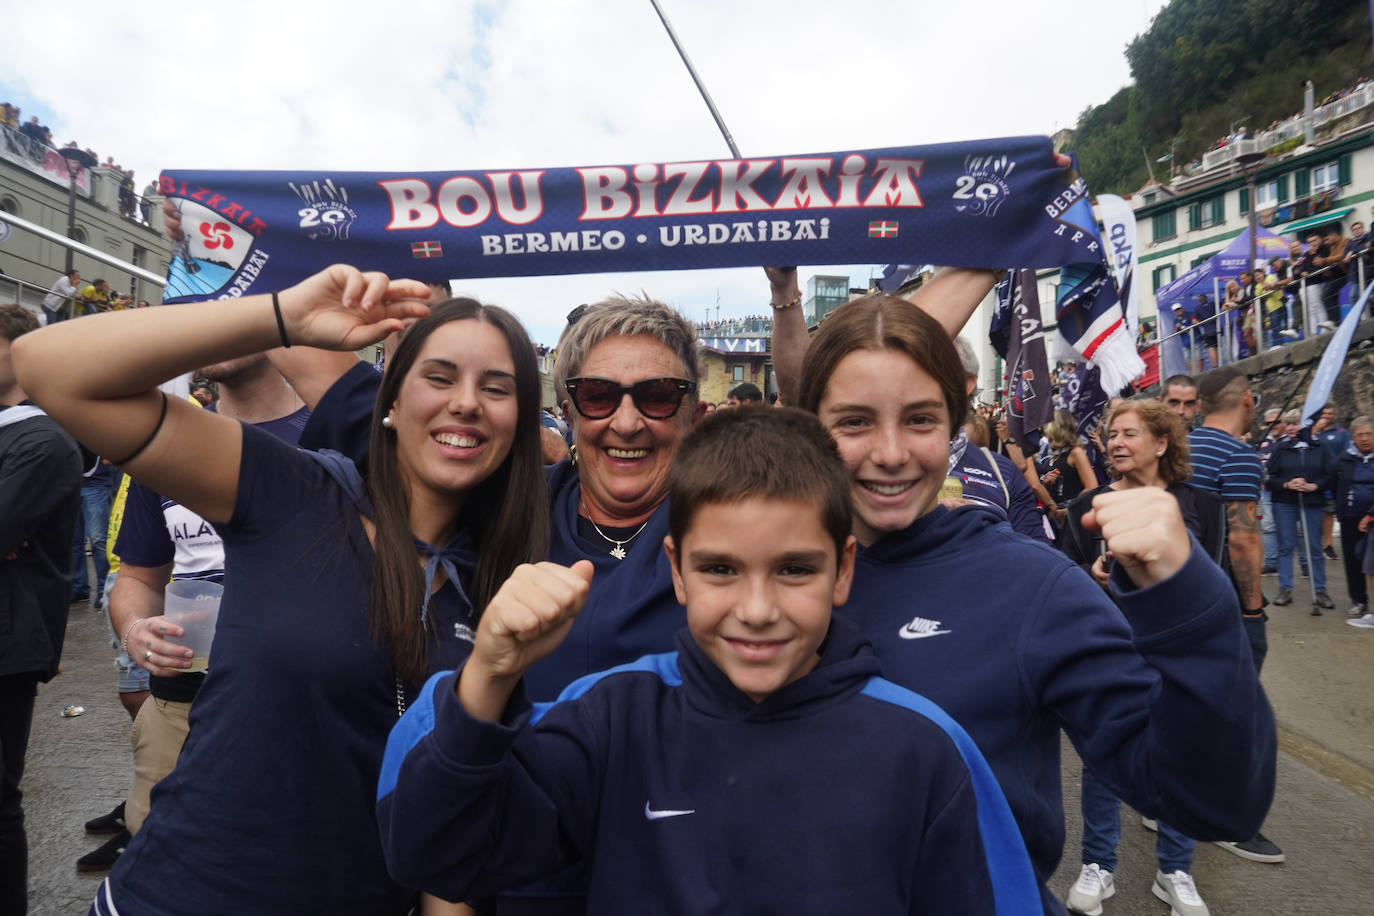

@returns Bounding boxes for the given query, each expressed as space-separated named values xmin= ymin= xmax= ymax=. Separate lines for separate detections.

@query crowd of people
xmin=38 ymin=268 xmax=149 ymax=324
xmin=0 ymin=259 xmax=1320 ymax=916
xmin=1167 ymin=211 xmax=1374 ymax=372
xmin=2 ymin=101 xmax=157 ymax=225
xmin=1199 ymin=77 xmax=1373 ymax=158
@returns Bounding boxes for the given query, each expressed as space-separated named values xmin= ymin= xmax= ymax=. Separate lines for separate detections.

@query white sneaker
xmin=1279 ymin=329 xmax=1300 ymax=339
xmin=1153 ymin=870 xmax=1210 ymax=916
xmin=1319 ymin=320 xmax=1338 ymax=331
xmin=1067 ymin=863 xmax=1115 ymax=915
xmin=1348 ymin=613 xmax=1374 ymax=628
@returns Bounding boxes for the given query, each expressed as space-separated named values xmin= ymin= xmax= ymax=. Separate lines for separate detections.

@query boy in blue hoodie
xmin=377 ymin=407 xmax=1040 ymax=914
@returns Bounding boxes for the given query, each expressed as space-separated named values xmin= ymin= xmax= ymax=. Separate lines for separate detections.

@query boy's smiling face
xmin=666 ymin=497 xmax=855 ymax=703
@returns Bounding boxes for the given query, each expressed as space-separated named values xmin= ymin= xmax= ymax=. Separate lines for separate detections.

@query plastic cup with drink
xmin=163 ymin=579 xmax=223 ymax=673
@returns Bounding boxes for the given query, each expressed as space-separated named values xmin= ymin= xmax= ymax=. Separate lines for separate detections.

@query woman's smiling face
xmin=817 ymin=348 xmax=952 ymax=545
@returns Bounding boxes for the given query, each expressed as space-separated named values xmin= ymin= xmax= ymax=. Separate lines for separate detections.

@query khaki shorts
xmin=126 ymin=696 xmax=191 ymax=834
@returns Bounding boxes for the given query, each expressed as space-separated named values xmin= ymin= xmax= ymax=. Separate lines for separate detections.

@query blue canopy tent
xmin=1153 ymin=225 xmax=1293 ymax=379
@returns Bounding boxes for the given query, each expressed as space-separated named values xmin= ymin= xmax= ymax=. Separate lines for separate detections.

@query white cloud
xmin=2 ymin=0 xmax=1167 ymax=342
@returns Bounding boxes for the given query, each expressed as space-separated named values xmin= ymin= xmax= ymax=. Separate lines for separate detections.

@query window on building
xmin=1187 ymin=197 xmax=1224 ymax=230
xmin=1255 ymin=181 xmax=1278 ymax=209
xmin=0 ymin=196 xmax=18 ymax=216
xmin=1152 ymin=210 xmax=1176 ymax=242
xmin=1152 ymin=264 xmax=1176 ymax=291
xmin=732 ymin=365 xmax=744 ymax=382
xmin=70 ymin=226 xmax=87 ymax=244
xmin=1312 ymin=162 xmax=1340 ymax=194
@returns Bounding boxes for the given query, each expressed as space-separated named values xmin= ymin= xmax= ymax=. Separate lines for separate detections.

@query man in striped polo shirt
xmin=1187 ymin=367 xmax=1285 ymax=866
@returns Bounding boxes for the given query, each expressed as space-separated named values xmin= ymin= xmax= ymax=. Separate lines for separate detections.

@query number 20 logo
xmin=952 ymin=176 xmax=1001 ymax=201
xmin=298 ymin=207 xmax=348 ymax=228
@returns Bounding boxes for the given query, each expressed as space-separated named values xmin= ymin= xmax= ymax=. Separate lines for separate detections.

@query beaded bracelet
xmin=769 ymin=293 xmax=802 ymax=310
xmin=120 ymin=617 xmax=143 ymax=656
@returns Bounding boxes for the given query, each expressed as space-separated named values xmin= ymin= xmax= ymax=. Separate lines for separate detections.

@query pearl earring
xmin=1156 ymin=450 xmax=1164 ymax=457
xmin=382 ymin=416 xmax=393 ymax=428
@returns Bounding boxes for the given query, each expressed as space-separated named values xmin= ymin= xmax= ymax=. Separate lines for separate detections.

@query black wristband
xmin=110 ymin=391 xmax=168 ymax=466
xmin=272 ymin=291 xmax=291 ymax=348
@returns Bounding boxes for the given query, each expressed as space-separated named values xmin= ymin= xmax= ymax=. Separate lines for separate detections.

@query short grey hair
xmin=953 ymin=336 xmax=979 ymax=379
xmin=1282 ymin=408 xmax=1301 ymax=424
xmin=1351 ymin=415 xmax=1374 ymax=432
xmin=552 ymin=295 xmax=699 ymax=403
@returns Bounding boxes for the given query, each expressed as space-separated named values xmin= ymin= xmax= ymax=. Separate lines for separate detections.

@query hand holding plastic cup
xmin=163 ymin=580 xmax=224 ymax=672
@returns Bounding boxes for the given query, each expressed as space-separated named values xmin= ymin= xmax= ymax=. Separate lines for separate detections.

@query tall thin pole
xmin=648 ymin=0 xmax=741 ymax=159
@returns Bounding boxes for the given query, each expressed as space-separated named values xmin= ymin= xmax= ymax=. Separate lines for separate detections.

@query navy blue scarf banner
xmin=158 ymin=136 xmax=1105 ymax=302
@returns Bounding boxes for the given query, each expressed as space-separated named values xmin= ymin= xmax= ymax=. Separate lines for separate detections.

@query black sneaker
xmin=76 ymin=829 xmax=130 ymax=873
xmin=1215 ymin=832 xmax=1285 ymax=863
xmin=1315 ymin=591 xmax=1336 ymax=609
xmin=1261 ymin=564 xmax=1277 ymax=575
xmin=1323 ymin=545 xmax=1338 ymax=560
xmin=84 ymin=802 xmax=126 ymax=836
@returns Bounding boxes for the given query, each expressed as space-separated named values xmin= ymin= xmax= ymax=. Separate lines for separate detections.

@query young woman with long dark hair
xmin=14 ymin=265 xmax=549 ymax=915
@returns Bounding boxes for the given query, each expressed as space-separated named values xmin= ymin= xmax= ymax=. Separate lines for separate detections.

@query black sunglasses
xmin=564 ymin=377 xmax=697 ymax=420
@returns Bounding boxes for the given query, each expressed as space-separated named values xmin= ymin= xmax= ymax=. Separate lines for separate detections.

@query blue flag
xmin=157 ymin=137 xmax=1108 ymax=301
xmin=1301 ymin=282 xmax=1372 ymax=426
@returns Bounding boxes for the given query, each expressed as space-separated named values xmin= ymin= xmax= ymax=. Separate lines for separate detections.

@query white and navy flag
xmin=1096 ymin=194 xmax=1139 ymax=336
xmin=158 ymin=136 xmax=1110 ymax=302
xmin=991 ymin=270 xmax=1053 ymax=443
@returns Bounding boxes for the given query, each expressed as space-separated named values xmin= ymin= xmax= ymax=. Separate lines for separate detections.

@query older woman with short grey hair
xmin=532 ymin=295 xmax=705 ymax=698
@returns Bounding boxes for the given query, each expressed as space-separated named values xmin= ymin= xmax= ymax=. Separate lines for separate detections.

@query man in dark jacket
xmin=1335 ymin=418 xmax=1374 ymax=617
xmin=0 ymin=304 xmax=82 ymax=912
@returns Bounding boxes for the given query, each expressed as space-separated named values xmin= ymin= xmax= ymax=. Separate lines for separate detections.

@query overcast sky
xmin=3 ymin=0 xmax=1168 ymax=344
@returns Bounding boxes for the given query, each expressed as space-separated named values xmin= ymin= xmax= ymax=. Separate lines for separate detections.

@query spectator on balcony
xmin=1344 ymin=220 xmax=1371 ymax=297
xmin=41 ymin=270 xmax=81 ymax=325
xmin=1314 ymin=225 xmax=1348 ymax=330
xmin=1258 ymin=266 xmax=1289 ymax=347
xmin=140 ymin=181 xmax=157 ymax=224
xmin=18 ymin=117 xmax=45 ymax=142
xmin=1197 ymin=292 xmax=1220 ymax=369
xmin=1293 ymin=233 xmax=1324 ymax=336
xmin=0 ymin=103 xmax=17 ymax=128
xmin=119 ymin=172 xmax=137 ymax=220
xmin=77 ymin=280 xmax=112 ymax=317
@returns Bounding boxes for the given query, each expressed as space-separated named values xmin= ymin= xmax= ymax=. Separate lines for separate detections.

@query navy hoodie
xmin=528 ymin=461 xmax=685 ymax=700
xmin=378 ymin=617 xmax=1041 ymax=915
xmin=840 ymin=505 xmax=1275 ymax=915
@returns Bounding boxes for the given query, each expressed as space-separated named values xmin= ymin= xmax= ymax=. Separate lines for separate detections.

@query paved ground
xmin=16 ymin=554 xmax=1374 ymax=915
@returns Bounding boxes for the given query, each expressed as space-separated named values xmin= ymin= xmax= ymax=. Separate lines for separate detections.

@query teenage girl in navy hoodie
xmin=793 ymin=294 xmax=1276 ymax=916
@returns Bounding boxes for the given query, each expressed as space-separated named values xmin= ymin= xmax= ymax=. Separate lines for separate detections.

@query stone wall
xmin=1169 ymin=319 xmax=1374 ymax=435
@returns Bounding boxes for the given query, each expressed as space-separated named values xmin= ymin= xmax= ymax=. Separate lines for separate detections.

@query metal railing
xmin=1 ymin=121 xmax=161 ymax=229
xmin=1197 ymin=84 xmax=1374 ymax=173
xmin=1160 ymin=256 xmax=1366 ymax=374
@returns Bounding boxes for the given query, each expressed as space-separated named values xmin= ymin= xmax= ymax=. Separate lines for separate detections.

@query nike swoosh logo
xmin=644 ymin=801 xmax=695 ymax=820
xmin=898 ymin=622 xmax=952 ymax=640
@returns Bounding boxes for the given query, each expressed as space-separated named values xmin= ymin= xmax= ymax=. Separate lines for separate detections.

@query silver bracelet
xmin=120 ymin=618 xmax=143 ymax=656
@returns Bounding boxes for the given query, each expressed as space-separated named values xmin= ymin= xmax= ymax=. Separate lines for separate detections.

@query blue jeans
xmin=1080 ymin=767 xmax=1194 ymax=873
xmin=1274 ymin=499 xmax=1326 ymax=591
xmin=71 ymin=481 xmax=112 ymax=600
xmin=1260 ymin=490 xmax=1277 ymax=567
